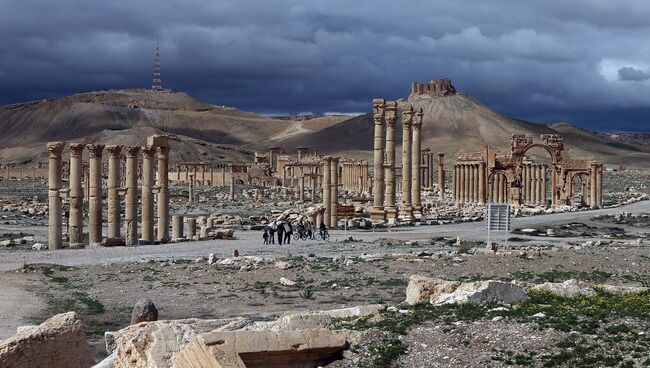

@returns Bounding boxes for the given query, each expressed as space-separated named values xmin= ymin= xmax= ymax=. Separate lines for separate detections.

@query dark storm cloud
xmin=618 ymin=66 xmax=650 ymax=81
xmin=1 ymin=0 xmax=650 ymax=131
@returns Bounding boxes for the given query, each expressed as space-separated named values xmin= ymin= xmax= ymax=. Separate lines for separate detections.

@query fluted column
xmin=124 ymin=146 xmax=140 ymax=246
xmin=478 ymin=161 xmax=486 ymax=205
xmin=106 ymin=145 xmax=122 ymax=242
xmin=87 ymin=144 xmax=104 ymax=245
xmin=401 ymin=106 xmax=413 ymax=220
xmin=384 ymin=101 xmax=398 ymax=221
xmin=47 ymin=142 xmax=64 ymax=250
xmin=371 ymin=99 xmax=386 ymax=223
xmin=322 ymin=156 xmax=331 ymax=227
xmin=330 ymin=156 xmax=339 ymax=227
xmin=437 ymin=153 xmax=445 ymax=199
xmin=68 ymin=143 xmax=84 ymax=245
xmin=141 ymin=145 xmax=156 ymax=243
xmin=157 ymin=145 xmax=170 ymax=242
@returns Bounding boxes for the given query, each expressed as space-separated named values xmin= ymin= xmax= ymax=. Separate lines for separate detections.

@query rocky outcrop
xmin=0 ymin=312 xmax=94 ymax=368
xmin=405 ymin=276 xmax=528 ymax=306
xmin=99 ymin=305 xmax=379 ymax=368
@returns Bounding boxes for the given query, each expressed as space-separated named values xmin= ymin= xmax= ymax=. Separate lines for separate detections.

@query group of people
xmin=263 ymin=220 xmax=327 ymax=245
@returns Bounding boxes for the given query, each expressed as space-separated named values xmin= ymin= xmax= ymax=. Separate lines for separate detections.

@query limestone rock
xmin=0 ymin=312 xmax=94 ymax=368
xmin=430 ymin=280 xmax=528 ymax=305
xmin=531 ymin=279 xmax=595 ymax=297
xmin=131 ymin=298 xmax=159 ymax=324
xmin=405 ymin=275 xmax=460 ymax=305
xmin=280 ymin=277 xmax=297 ymax=287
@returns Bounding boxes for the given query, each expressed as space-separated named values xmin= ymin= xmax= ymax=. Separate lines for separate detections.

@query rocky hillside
xmin=1 ymin=88 xmax=649 ymax=167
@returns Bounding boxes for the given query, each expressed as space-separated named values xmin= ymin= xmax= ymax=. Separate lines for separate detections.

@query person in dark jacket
xmin=263 ymin=228 xmax=269 ymax=245
xmin=284 ymin=222 xmax=293 ymax=244
xmin=276 ymin=222 xmax=284 ymax=245
xmin=268 ymin=223 xmax=275 ymax=244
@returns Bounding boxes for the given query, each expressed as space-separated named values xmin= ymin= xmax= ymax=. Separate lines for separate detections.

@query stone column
xmin=496 ymin=175 xmax=503 ymax=203
xmin=311 ymin=174 xmax=316 ymax=202
xmin=188 ymin=174 xmax=194 ymax=202
xmin=187 ymin=218 xmax=197 ymax=240
xmin=469 ymin=164 xmax=476 ymax=203
xmin=590 ymin=163 xmax=598 ymax=209
xmin=68 ymin=143 xmax=84 ymax=245
xmin=322 ymin=157 xmax=331 ymax=227
xmin=437 ymin=153 xmax=445 ymax=199
xmin=47 ymin=142 xmax=65 ymax=250
xmin=229 ymin=174 xmax=235 ymax=200
xmin=371 ymin=99 xmax=386 ymax=223
xmin=172 ymin=215 xmax=184 ymax=240
xmin=141 ymin=145 xmax=156 ymax=243
xmin=87 ymin=144 xmax=104 ymax=245
xmin=106 ymin=145 xmax=122 ymax=242
xmin=411 ymin=108 xmax=423 ymax=216
xmin=330 ymin=157 xmax=339 ymax=227
xmin=299 ymin=175 xmax=305 ymax=202
xmin=459 ymin=164 xmax=466 ymax=203
xmin=596 ymin=164 xmax=603 ymax=209
xmin=452 ymin=164 xmax=457 ymax=201
xmin=384 ymin=101 xmax=398 ymax=221
xmin=401 ymin=106 xmax=413 ymax=220
xmin=156 ymin=145 xmax=170 ymax=242
xmin=478 ymin=161 xmax=486 ymax=205
xmin=124 ymin=146 xmax=140 ymax=246
xmin=542 ymin=165 xmax=547 ymax=206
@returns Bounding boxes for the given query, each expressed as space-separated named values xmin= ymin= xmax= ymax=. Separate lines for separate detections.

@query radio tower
xmin=152 ymin=38 xmax=162 ymax=91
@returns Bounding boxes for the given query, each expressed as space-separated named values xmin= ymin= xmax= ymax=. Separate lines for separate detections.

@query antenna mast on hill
xmin=152 ymin=38 xmax=162 ymax=91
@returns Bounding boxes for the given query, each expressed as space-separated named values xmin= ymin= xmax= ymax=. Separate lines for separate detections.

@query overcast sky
xmin=1 ymin=0 xmax=650 ymax=132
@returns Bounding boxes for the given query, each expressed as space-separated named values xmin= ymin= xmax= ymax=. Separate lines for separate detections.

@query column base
xmin=399 ymin=205 xmax=414 ymax=221
xmin=412 ymin=205 xmax=423 ymax=218
xmin=385 ymin=207 xmax=398 ymax=224
xmin=370 ymin=207 xmax=386 ymax=224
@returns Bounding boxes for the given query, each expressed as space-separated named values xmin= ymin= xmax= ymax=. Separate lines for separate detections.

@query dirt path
xmin=0 ymin=273 xmax=44 ymax=339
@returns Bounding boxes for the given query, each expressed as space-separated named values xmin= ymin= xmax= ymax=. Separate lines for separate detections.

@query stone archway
xmin=568 ymin=171 xmax=590 ymax=207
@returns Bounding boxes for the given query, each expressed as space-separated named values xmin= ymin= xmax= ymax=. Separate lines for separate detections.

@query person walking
xmin=284 ymin=221 xmax=292 ymax=244
xmin=268 ymin=222 xmax=276 ymax=244
xmin=263 ymin=228 xmax=269 ymax=245
xmin=276 ymin=221 xmax=284 ymax=245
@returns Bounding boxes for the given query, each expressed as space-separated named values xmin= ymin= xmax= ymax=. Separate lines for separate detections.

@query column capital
xmin=157 ymin=146 xmax=170 ymax=158
xmin=385 ymin=101 xmax=397 ymax=125
xmin=106 ymin=145 xmax=123 ymax=157
xmin=413 ymin=107 xmax=424 ymax=128
xmin=87 ymin=144 xmax=105 ymax=158
xmin=372 ymin=98 xmax=386 ymax=126
xmin=141 ymin=145 xmax=156 ymax=157
xmin=69 ymin=142 xmax=85 ymax=156
xmin=125 ymin=146 xmax=141 ymax=158
xmin=402 ymin=105 xmax=414 ymax=126
xmin=47 ymin=142 xmax=65 ymax=157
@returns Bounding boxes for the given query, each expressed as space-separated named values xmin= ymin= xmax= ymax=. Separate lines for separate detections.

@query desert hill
xmin=277 ymin=93 xmax=650 ymax=167
xmin=1 ymin=87 xmax=649 ymax=168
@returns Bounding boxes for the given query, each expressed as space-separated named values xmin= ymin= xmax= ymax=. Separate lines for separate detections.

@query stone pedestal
xmin=125 ymin=146 xmax=140 ymax=246
xmin=47 ymin=142 xmax=65 ymax=250
xmin=68 ymin=143 xmax=84 ymax=245
xmin=370 ymin=99 xmax=386 ymax=224
xmin=172 ymin=215 xmax=184 ymax=240
xmin=187 ymin=218 xmax=197 ymax=240
xmin=87 ymin=144 xmax=104 ymax=245
xmin=106 ymin=145 xmax=123 ymax=243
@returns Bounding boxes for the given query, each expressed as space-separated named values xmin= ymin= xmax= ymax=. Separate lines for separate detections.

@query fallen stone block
xmin=430 ymin=280 xmax=528 ymax=305
xmin=405 ymin=275 xmax=460 ymax=305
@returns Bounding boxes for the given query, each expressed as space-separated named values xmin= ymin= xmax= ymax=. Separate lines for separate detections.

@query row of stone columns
xmin=370 ymin=99 xmax=424 ymax=224
xmin=522 ymin=163 xmax=547 ymax=206
xmin=452 ymin=162 xmax=487 ymax=204
xmin=47 ymin=135 xmax=170 ymax=250
xmin=489 ymin=174 xmax=508 ymax=203
xmin=340 ymin=161 xmax=370 ymax=193
xmin=321 ymin=156 xmax=340 ymax=228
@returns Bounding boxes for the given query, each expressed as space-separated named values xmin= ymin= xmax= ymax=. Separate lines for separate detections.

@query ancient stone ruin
xmin=46 ymin=135 xmax=171 ymax=249
xmin=409 ymin=78 xmax=456 ymax=100
xmin=451 ymin=134 xmax=604 ymax=208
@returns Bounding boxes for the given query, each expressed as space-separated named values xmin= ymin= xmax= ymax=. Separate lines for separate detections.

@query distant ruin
xmin=409 ymin=78 xmax=456 ymax=100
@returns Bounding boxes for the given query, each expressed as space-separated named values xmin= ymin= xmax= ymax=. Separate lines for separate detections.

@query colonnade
xmin=340 ymin=161 xmax=370 ymax=193
xmin=420 ymin=150 xmax=435 ymax=189
xmin=321 ymin=156 xmax=340 ymax=227
xmin=47 ymin=135 xmax=170 ymax=250
xmin=370 ymin=99 xmax=424 ymax=224
xmin=489 ymin=173 xmax=508 ymax=204
xmin=452 ymin=162 xmax=487 ymax=204
xmin=522 ymin=163 xmax=547 ymax=206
